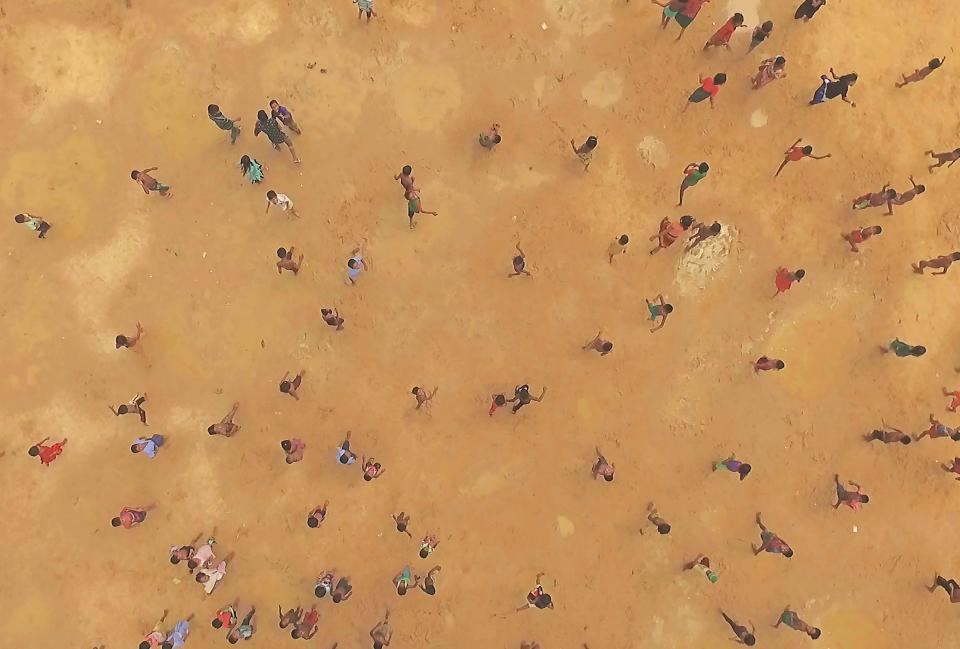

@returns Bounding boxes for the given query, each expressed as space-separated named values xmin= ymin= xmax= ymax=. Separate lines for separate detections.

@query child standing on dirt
xmin=913 ymin=252 xmax=960 ymax=275
xmin=406 ymin=188 xmax=438 ymax=228
xmin=887 ymin=175 xmax=925 ymax=213
xmin=254 ymin=110 xmax=300 ymax=163
xmin=479 ymin=123 xmax=502 ymax=150
xmin=775 ymin=138 xmax=830 ymax=176
xmin=703 ymin=13 xmax=745 ymax=50
xmin=207 ymin=104 xmax=242 ymax=144
xmin=354 ymin=0 xmax=376 ymax=21
xmin=269 ymin=100 xmax=302 ymax=134
xmin=131 ymin=167 xmax=172 ymax=197
xmin=896 ymin=57 xmax=944 ymax=87
xmin=28 ymin=437 xmax=67 ymax=466
xmin=774 ymin=267 xmax=805 ymax=295
xmin=276 ymin=247 xmax=303 ymax=275
xmin=747 ymin=20 xmax=773 ymax=52
xmin=14 ymin=213 xmax=52 ymax=238
xmin=265 ymin=190 xmax=300 ymax=217
xmin=646 ymin=294 xmax=673 ymax=332
xmin=570 ymin=136 xmax=598 ymax=170
xmin=927 ymin=148 xmax=960 ymax=171
xmin=684 ymin=74 xmax=726 ymax=110
xmin=678 ymin=163 xmax=709 ymax=205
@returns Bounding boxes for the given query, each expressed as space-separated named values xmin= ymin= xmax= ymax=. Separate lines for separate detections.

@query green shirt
xmin=683 ymin=170 xmax=707 ymax=186
xmin=890 ymin=339 xmax=913 ymax=357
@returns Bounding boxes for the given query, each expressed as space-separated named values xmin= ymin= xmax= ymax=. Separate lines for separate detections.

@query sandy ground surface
xmin=3 ymin=0 xmax=960 ymax=647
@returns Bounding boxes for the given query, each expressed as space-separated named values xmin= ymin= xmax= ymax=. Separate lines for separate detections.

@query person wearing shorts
xmin=14 ymin=213 xmax=52 ymax=239
xmin=207 ymin=104 xmax=242 ymax=144
xmin=254 ymin=110 xmax=299 ymax=163
xmin=269 ymin=100 xmax=301 ymax=134
xmin=336 ymin=431 xmax=357 ymax=465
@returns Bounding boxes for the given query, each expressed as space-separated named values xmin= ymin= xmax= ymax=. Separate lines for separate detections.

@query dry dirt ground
xmin=2 ymin=1 xmax=960 ymax=648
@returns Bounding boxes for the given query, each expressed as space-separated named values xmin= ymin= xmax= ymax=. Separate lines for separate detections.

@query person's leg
xmin=286 ymin=140 xmax=300 ymax=163
xmin=775 ymin=159 xmax=789 ymax=177
xmin=230 ymin=125 xmax=240 ymax=144
xmin=678 ymin=182 xmax=688 ymax=205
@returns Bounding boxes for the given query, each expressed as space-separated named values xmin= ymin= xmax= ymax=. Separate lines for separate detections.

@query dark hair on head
xmin=739 ymin=464 xmax=752 ymax=479
xmin=953 ymin=252 xmax=960 ymax=260
xmin=208 ymin=425 xmax=217 ymax=435
xmin=315 ymin=584 xmax=327 ymax=598
xmin=709 ymin=222 xmax=721 ymax=234
xmin=411 ymin=386 xmax=420 ymax=395
xmin=130 ymin=170 xmax=140 ymax=180
xmin=266 ymin=190 xmax=277 ymax=200
xmin=207 ymin=104 xmax=219 ymax=115
xmin=802 ymin=145 xmax=813 ymax=154
xmin=291 ymin=628 xmax=301 ymax=639
xmin=618 ymin=234 xmax=629 ymax=245
xmin=364 ymin=474 xmax=373 ymax=481
xmin=228 ymin=636 xmax=238 ymax=644
xmin=885 ymin=189 xmax=897 ymax=198
xmin=714 ymin=73 xmax=727 ymax=85
xmin=270 ymin=98 xmax=279 ymax=106
xmin=916 ymin=185 xmax=926 ymax=193
xmin=257 ymin=109 xmax=269 ymax=120
xmin=119 ymin=404 xmax=131 ymax=414
xmin=374 ymin=643 xmax=384 ymax=649
xmin=281 ymin=439 xmax=292 ymax=451
xmin=811 ymin=628 xmax=822 ymax=639
xmin=536 ymin=593 xmax=553 ymax=608
xmin=899 ymin=436 xmax=911 ymax=445
xmin=28 ymin=445 xmax=39 ymax=456
xmin=111 ymin=518 xmax=121 ymax=527
xmin=744 ymin=635 xmax=756 ymax=646
xmin=930 ymin=58 xmax=942 ymax=69
xmin=783 ymin=548 xmax=794 ymax=558
xmin=732 ymin=12 xmax=744 ymax=22
xmin=657 ymin=523 xmax=671 ymax=535
xmin=874 ymin=226 xmax=883 ymax=234
xmin=187 ymin=559 xmax=199 ymax=569
xmin=170 ymin=555 xmax=180 ymax=564
xmin=775 ymin=360 xmax=785 ymax=369
xmin=601 ymin=342 xmax=613 ymax=352
xmin=775 ymin=56 xmax=786 ymax=65
xmin=586 ymin=135 xmax=598 ymax=147
xmin=161 ymin=643 xmax=173 ymax=649
xmin=307 ymin=516 xmax=319 ymax=528
xmin=276 ymin=247 xmax=287 ymax=258
xmin=698 ymin=162 xmax=709 ymax=172
xmin=860 ymin=495 xmax=870 ymax=503
xmin=495 ymin=394 xmax=506 ymax=406
xmin=841 ymin=73 xmax=858 ymax=84
xmin=212 ymin=618 xmax=223 ymax=629
xmin=493 ymin=134 xmax=502 ymax=144
xmin=130 ymin=444 xmax=140 ymax=453
xmin=604 ymin=473 xmax=614 ymax=482
xmin=115 ymin=334 xmax=128 ymax=348
xmin=196 ymin=572 xmax=206 ymax=583
xmin=348 ymin=258 xmax=358 ymax=268
xmin=279 ymin=381 xmax=290 ymax=393
xmin=332 ymin=592 xmax=343 ymax=603
xmin=762 ymin=20 xmax=773 ymax=30
xmin=680 ymin=214 xmax=694 ymax=228
xmin=139 ymin=642 xmax=151 ymax=649
xmin=339 ymin=454 xmax=349 ymax=464
xmin=664 ymin=304 xmax=674 ymax=314
xmin=420 ymin=547 xmax=429 ymax=558
xmin=397 ymin=583 xmax=408 ymax=595
xmin=402 ymin=165 xmax=412 ymax=175
xmin=913 ymin=346 xmax=927 ymax=356
xmin=795 ymin=269 xmax=806 ymax=279
xmin=14 ymin=214 xmax=26 ymax=223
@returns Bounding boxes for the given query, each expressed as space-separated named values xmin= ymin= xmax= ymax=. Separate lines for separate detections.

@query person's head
xmin=916 ymin=184 xmax=926 ymax=193
xmin=492 ymin=134 xmax=502 ymax=144
xmin=212 ymin=618 xmax=224 ymax=629
xmin=228 ymin=636 xmax=239 ymax=645
xmin=257 ymin=109 xmax=269 ymax=121
xmin=196 ymin=572 xmax=210 ymax=583
xmin=118 ymin=404 xmax=130 ymax=414
xmin=270 ymin=99 xmax=280 ymax=110
xmin=266 ymin=190 xmax=277 ymax=201
xmin=664 ymin=304 xmax=674 ymax=314
xmin=930 ymin=58 xmax=942 ymax=69
xmin=207 ymin=104 xmax=220 ymax=116
xmin=604 ymin=472 xmax=614 ymax=482
xmin=698 ymin=162 xmax=709 ymax=173
xmin=111 ymin=517 xmax=121 ymax=527
xmin=397 ymin=582 xmax=408 ymax=595
xmin=291 ymin=628 xmax=301 ymax=639
xmin=713 ymin=73 xmax=727 ymax=85
xmin=585 ymin=135 xmax=598 ymax=150
xmin=899 ymin=436 xmax=911 ymax=445
xmin=732 ymin=12 xmax=744 ymax=24
xmin=869 ymin=226 xmax=883 ymax=235
xmin=761 ymin=20 xmax=773 ymax=32
xmin=802 ymin=145 xmax=813 ymax=155
xmin=657 ymin=523 xmax=671 ymax=535
xmin=276 ymin=247 xmax=287 ymax=259
xmin=680 ymin=214 xmax=694 ymax=228
xmin=402 ymin=165 xmax=412 ymax=176
xmin=364 ymin=473 xmax=373 ymax=482
xmin=841 ymin=73 xmax=858 ymax=85
xmin=279 ymin=381 xmax=291 ymax=393
xmin=954 ymin=148 xmax=960 ymax=156
xmin=774 ymin=55 xmax=786 ymax=67
xmin=709 ymin=222 xmax=721 ymax=234
xmin=14 ymin=213 xmax=26 ymax=224
xmin=743 ymin=634 xmax=756 ymax=646
xmin=858 ymin=494 xmax=870 ymax=503
xmin=240 ymin=154 xmax=251 ymax=166
xmin=332 ymin=592 xmax=343 ymax=603
xmin=601 ymin=342 xmax=613 ymax=353
xmin=130 ymin=170 xmax=141 ymax=180
xmin=809 ymin=627 xmax=822 ymax=640
xmin=187 ymin=558 xmax=199 ymax=570
xmin=775 ymin=360 xmax=785 ymax=369
xmin=208 ymin=425 xmax=217 ymax=435
xmin=130 ymin=444 xmax=141 ymax=454
xmin=738 ymin=464 xmax=752 ymax=479
xmin=795 ymin=269 xmax=806 ymax=280
xmin=315 ymin=584 xmax=327 ymax=598
xmin=419 ymin=546 xmax=430 ymax=559
xmin=494 ymin=394 xmax=506 ymax=406
xmin=424 ymin=583 xmax=437 ymax=595
xmin=28 ymin=445 xmax=39 ymax=457
xmin=139 ymin=642 xmax=151 ymax=649
xmin=348 ymin=258 xmax=359 ymax=269
xmin=951 ymin=432 xmax=960 ymax=442
xmin=783 ymin=547 xmax=794 ymax=558
xmin=883 ymin=188 xmax=897 ymax=199
xmin=161 ymin=643 xmax=173 ymax=649
xmin=950 ymin=252 xmax=960 ymax=261
xmin=374 ymin=643 xmax=384 ymax=649
xmin=411 ymin=386 xmax=421 ymax=395
xmin=535 ymin=593 xmax=553 ymax=608
xmin=618 ymin=234 xmax=629 ymax=245
xmin=281 ymin=439 xmax=292 ymax=452
xmin=307 ymin=515 xmax=320 ymax=528
xmin=911 ymin=346 xmax=927 ymax=357
xmin=115 ymin=334 xmax=129 ymax=348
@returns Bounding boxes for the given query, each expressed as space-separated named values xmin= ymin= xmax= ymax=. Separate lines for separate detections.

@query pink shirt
xmin=200 ymin=560 xmax=227 ymax=594
xmin=193 ymin=543 xmax=215 ymax=567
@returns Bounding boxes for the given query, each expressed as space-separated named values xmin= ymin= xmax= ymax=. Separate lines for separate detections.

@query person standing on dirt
xmin=116 ymin=322 xmax=144 ymax=349
xmin=929 ymin=575 xmax=960 ymax=603
xmin=507 ymin=384 xmax=546 ymax=414
xmin=28 ymin=437 xmax=67 ymax=466
xmin=721 ymin=611 xmax=756 ymax=645
xmin=775 ymin=138 xmax=831 ymax=177
xmin=646 ymin=294 xmax=673 ymax=332
xmin=509 ymin=242 xmax=532 ymax=277
xmin=254 ymin=110 xmax=300 ymax=163
xmin=412 ymin=386 xmax=438 ymax=409
xmin=582 ymin=330 xmax=614 ymax=356
xmin=774 ymin=267 xmax=804 ymax=296
xmin=774 ymin=606 xmax=821 ymax=638
xmin=307 ymin=501 xmax=329 ymax=528
xmin=883 ymin=338 xmax=926 ymax=358
xmin=370 ymin=610 xmax=393 ymax=648
xmin=809 ymin=68 xmax=857 ymax=107
xmin=927 ymin=148 xmax=960 ymax=172
xmin=843 ymin=226 xmax=882 ymax=252
xmin=833 ymin=474 xmax=869 ymax=510
xmin=395 ymin=165 xmax=416 ymax=194
xmin=281 ymin=438 xmax=306 ymax=464
xmin=684 ymin=75 xmax=726 ymax=111
xmin=865 ymin=426 xmax=911 ymax=444
xmin=14 ymin=213 xmax=52 ymax=238
xmin=276 ymin=247 xmax=303 ymax=275
xmin=226 ymin=607 xmax=256 ymax=643
xmin=131 ymin=167 xmax=172 ymax=197
xmin=686 ymin=221 xmax=720 ymax=251
xmin=280 ymin=371 xmax=305 ymax=399
xmin=644 ymin=502 xmax=671 ymax=534
xmin=516 ymin=572 xmax=554 ymax=611
xmin=332 ymin=575 xmax=354 ymax=603
xmin=794 ymin=0 xmax=825 ymax=21
xmin=208 ymin=402 xmax=241 ymax=437
xmin=570 ymin=136 xmax=598 ymax=170
xmin=678 ymin=163 xmax=709 ymax=204
xmin=110 ymin=393 xmax=148 ymax=424
xmin=207 ymin=104 xmax=242 ymax=144
xmin=753 ymin=356 xmax=784 ymax=372
xmin=752 ymin=512 xmax=793 ymax=557
xmin=269 ymin=100 xmax=302 ymax=134
xmin=703 ymin=13 xmax=745 ymax=51
xmin=887 ymin=175 xmax=925 ymax=214
xmin=111 ymin=504 xmax=153 ymax=529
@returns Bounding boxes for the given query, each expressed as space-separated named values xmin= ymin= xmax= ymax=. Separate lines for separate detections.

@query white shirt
xmin=271 ymin=193 xmax=293 ymax=210
xmin=200 ymin=560 xmax=226 ymax=594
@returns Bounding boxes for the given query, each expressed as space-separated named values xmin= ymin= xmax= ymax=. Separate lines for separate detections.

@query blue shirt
xmin=336 ymin=446 xmax=356 ymax=465
xmin=135 ymin=435 xmax=163 ymax=458
xmin=167 ymin=620 xmax=189 ymax=648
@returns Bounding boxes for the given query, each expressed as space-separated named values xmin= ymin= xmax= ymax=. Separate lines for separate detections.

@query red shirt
xmin=681 ymin=0 xmax=706 ymax=18
xmin=775 ymin=267 xmax=794 ymax=293
xmin=488 ymin=399 xmax=500 ymax=416
xmin=303 ymin=609 xmax=319 ymax=626
xmin=701 ymin=77 xmax=721 ymax=98
xmin=119 ymin=508 xmax=140 ymax=528
xmin=38 ymin=441 xmax=65 ymax=466
xmin=786 ymin=147 xmax=806 ymax=162
xmin=710 ymin=19 xmax=737 ymax=44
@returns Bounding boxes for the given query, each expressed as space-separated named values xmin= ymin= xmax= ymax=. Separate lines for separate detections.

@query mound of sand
xmin=674 ymin=225 xmax=739 ymax=295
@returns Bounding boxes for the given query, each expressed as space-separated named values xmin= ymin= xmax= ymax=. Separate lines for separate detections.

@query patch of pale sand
xmin=62 ymin=209 xmax=150 ymax=342
xmin=12 ymin=23 xmax=122 ymax=120
xmin=391 ymin=65 xmax=463 ymax=128
xmin=642 ymin=603 xmax=705 ymax=648
xmin=725 ymin=0 xmax=760 ymax=28
xmin=820 ymin=606 xmax=892 ymax=649
xmin=637 ymin=135 xmax=670 ymax=169
xmin=187 ymin=0 xmax=280 ymax=44
xmin=0 ymin=133 xmax=108 ymax=240
xmin=486 ymin=163 xmax=551 ymax=193
xmin=750 ymin=108 xmax=768 ymax=128
xmin=675 ymin=225 xmax=740 ymax=296
xmin=390 ymin=0 xmax=438 ymax=26
xmin=555 ymin=514 xmax=575 ymax=537
xmin=543 ymin=0 xmax=615 ymax=36
xmin=458 ymin=471 xmax=509 ymax=497
xmin=296 ymin=2 xmax=345 ymax=37
xmin=581 ymin=70 xmax=624 ymax=108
